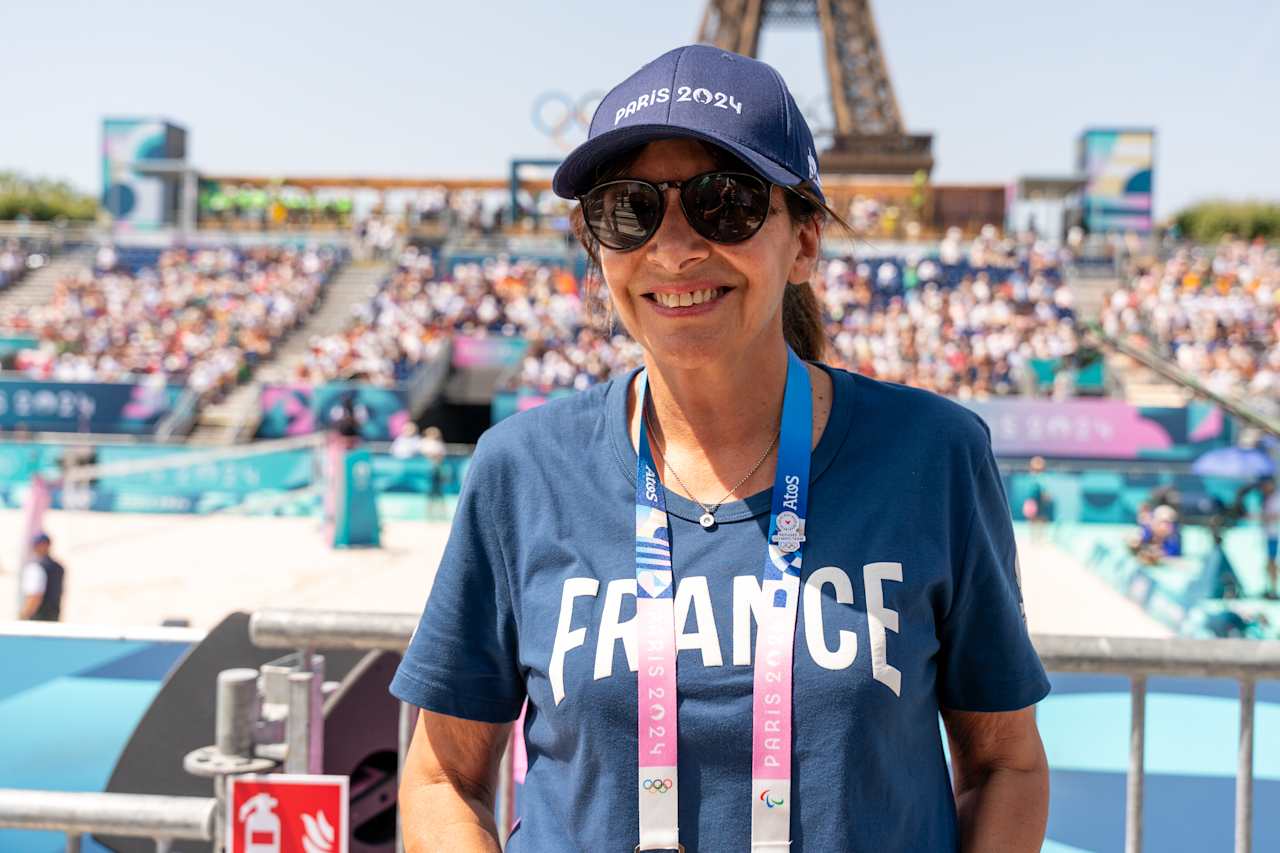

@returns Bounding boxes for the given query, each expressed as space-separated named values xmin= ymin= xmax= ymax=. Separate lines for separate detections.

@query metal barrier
xmin=0 ymin=789 xmax=216 ymax=852
xmin=251 ymin=610 xmax=1280 ymax=853
xmin=1032 ymin=634 xmax=1280 ymax=853
xmin=2 ymin=609 xmax=1277 ymax=852
xmin=249 ymin=609 xmax=512 ymax=850
xmin=249 ymin=608 xmax=419 ymax=653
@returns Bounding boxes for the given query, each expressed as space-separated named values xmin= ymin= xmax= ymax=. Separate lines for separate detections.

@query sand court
xmin=0 ymin=510 xmax=1170 ymax=639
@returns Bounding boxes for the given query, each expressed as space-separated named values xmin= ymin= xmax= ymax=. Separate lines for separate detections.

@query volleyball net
xmin=15 ymin=434 xmax=334 ymax=578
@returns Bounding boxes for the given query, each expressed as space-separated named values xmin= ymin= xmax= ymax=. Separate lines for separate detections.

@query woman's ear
xmin=787 ymin=214 xmax=822 ymax=285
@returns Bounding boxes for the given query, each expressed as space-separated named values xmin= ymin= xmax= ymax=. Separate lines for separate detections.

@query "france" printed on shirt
xmin=548 ymin=561 xmax=904 ymax=706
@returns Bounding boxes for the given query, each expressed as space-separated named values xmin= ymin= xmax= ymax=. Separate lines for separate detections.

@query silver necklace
xmin=643 ymin=402 xmax=780 ymax=529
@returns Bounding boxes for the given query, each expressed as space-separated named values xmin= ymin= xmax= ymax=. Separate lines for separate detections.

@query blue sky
xmin=2 ymin=0 xmax=1276 ymax=218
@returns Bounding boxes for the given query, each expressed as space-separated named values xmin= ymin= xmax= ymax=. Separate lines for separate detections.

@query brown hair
xmin=568 ymin=141 xmax=850 ymax=363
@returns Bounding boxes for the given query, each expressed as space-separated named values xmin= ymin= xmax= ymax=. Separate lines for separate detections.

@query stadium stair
xmin=0 ymin=245 xmax=94 ymax=313
xmin=1065 ymin=270 xmax=1115 ymax=320
xmin=189 ymin=260 xmax=394 ymax=444
xmin=1067 ymin=268 xmax=1190 ymax=407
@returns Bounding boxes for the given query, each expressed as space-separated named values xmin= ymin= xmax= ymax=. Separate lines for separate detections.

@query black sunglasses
xmin=579 ymin=170 xmax=775 ymax=252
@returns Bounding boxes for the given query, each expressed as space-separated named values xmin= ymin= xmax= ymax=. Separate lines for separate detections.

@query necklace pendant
xmin=699 ymin=512 xmax=716 ymax=529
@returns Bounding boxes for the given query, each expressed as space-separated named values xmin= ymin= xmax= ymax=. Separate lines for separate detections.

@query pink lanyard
xmin=634 ymin=350 xmax=813 ymax=851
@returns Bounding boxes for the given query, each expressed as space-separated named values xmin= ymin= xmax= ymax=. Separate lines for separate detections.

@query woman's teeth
xmin=653 ymin=288 xmax=723 ymax=308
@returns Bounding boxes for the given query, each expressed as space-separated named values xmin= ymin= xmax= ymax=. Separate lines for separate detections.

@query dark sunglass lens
xmin=683 ymin=173 xmax=769 ymax=243
xmin=583 ymin=182 xmax=662 ymax=250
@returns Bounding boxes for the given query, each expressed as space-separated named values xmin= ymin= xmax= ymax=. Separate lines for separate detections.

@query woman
xmin=393 ymin=45 xmax=1050 ymax=852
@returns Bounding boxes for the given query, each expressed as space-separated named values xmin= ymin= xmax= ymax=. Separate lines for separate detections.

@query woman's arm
xmin=941 ymin=705 xmax=1049 ymax=853
xmin=400 ymin=707 xmax=513 ymax=853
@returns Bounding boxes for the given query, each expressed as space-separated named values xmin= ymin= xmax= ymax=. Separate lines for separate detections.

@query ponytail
xmin=782 ymin=280 xmax=826 ymax=362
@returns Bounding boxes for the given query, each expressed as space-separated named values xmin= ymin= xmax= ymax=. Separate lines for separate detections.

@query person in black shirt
xmin=328 ymin=391 xmax=369 ymax=449
xmin=20 ymin=532 xmax=66 ymax=622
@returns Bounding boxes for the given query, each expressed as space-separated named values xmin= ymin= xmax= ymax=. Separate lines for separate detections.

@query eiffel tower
xmin=697 ymin=0 xmax=933 ymax=177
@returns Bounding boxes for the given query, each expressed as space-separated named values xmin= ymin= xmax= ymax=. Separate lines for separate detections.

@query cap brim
xmin=552 ymin=124 xmax=808 ymax=200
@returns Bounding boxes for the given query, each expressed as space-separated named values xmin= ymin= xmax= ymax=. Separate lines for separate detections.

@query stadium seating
xmin=1102 ymin=239 xmax=1280 ymax=412
xmin=0 ymin=241 xmax=32 ymax=290
xmin=305 ymin=231 xmax=1078 ymax=400
xmin=0 ymin=245 xmax=342 ymax=400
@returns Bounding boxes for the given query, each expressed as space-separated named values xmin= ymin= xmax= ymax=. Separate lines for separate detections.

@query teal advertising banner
xmin=257 ymin=383 xmax=409 ymax=441
xmin=955 ymin=399 xmax=1229 ymax=461
xmin=0 ymin=443 xmax=62 ymax=483
xmin=92 ymin=445 xmax=315 ymax=495
xmin=491 ymin=388 xmax=575 ymax=423
xmin=0 ymin=379 xmax=184 ymax=434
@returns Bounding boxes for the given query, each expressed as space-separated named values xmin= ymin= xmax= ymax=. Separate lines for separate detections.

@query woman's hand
xmin=400 ymin=707 xmax=513 ymax=853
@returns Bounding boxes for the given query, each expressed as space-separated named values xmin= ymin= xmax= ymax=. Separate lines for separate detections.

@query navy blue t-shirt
xmin=391 ymin=365 xmax=1050 ymax=852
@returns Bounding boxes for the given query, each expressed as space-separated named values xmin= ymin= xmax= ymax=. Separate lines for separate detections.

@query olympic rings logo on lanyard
xmin=531 ymin=90 xmax=603 ymax=152
xmin=642 ymin=778 xmax=674 ymax=794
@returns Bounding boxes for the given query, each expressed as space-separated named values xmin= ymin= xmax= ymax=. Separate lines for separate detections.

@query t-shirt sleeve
xmin=20 ymin=562 xmax=46 ymax=597
xmin=389 ymin=435 xmax=525 ymax=723
xmin=936 ymin=421 xmax=1051 ymax=712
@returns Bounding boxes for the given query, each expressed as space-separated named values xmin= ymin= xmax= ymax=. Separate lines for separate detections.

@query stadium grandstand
xmin=2 ymin=224 xmax=1277 ymax=852
xmin=2 ymin=2 xmax=1278 ymax=852
xmin=0 ymin=243 xmax=37 ymax=292
xmin=0 ymin=245 xmax=343 ymax=400
xmin=1102 ymin=239 xmax=1280 ymax=416
xmin=0 ymin=212 xmax=1277 ymax=844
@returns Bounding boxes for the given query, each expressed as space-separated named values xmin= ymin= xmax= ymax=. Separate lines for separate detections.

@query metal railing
xmin=0 ymin=789 xmax=215 ymax=852
xmin=249 ymin=608 xmax=419 ymax=653
xmin=1033 ymin=634 xmax=1280 ymax=853
xmin=253 ymin=611 xmax=1280 ymax=853
xmin=250 ymin=609 xmax=516 ymax=849
xmin=3 ymin=609 xmax=1276 ymax=851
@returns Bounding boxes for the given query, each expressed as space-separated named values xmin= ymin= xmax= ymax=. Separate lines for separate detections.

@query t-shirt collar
xmin=606 ymin=361 xmax=854 ymax=524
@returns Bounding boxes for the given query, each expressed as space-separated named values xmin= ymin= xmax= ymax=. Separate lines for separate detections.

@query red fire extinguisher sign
xmin=228 ymin=774 xmax=349 ymax=853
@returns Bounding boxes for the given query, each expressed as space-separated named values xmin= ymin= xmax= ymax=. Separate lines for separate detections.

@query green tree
xmin=1173 ymin=200 xmax=1280 ymax=242
xmin=0 ymin=171 xmax=98 ymax=221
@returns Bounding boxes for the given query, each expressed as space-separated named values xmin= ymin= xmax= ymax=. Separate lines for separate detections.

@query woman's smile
xmin=642 ymin=283 xmax=735 ymax=316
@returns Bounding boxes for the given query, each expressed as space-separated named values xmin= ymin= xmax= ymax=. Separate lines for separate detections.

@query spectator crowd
xmin=301 ymin=228 xmax=1078 ymax=401
xmin=0 ymin=245 xmax=340 ymax=399
xmin=299 ymin=247 xmax=643 ymax=390
xmin=0 ymin=241 xmax=38 ymax=290
xmin=1102 ymin=239 xmax=1280 ymax=414
xmin=6 ymin=229 xmax=1080 ymax=406
xmin=816 ymin=229 xmax=1077 ymax=399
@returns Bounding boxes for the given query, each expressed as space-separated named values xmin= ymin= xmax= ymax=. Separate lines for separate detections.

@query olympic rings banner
xmin=531 ymin=90 xmax=604 ymax=151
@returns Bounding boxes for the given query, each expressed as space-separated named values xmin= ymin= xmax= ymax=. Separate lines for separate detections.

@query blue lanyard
xmin=633 ymin=348 xmax=813 ymax=851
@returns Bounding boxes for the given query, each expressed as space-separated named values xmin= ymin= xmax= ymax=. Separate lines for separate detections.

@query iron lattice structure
xmin=696 ymin=0 xmax=933 ymax=176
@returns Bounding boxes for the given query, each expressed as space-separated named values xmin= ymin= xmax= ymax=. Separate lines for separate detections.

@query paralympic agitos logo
xmin=760 ymin=790 xmax=785 ymax=808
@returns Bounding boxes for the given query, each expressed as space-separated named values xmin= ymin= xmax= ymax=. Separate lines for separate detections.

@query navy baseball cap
xmin=32 ymin=532 xmax=50 ymax=546
xmin=552 ymin=44 xmax=825 ymax=204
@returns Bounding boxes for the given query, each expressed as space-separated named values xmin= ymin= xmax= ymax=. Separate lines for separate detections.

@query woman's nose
xmin=645 ymin=188 xmax=710 ymax=274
